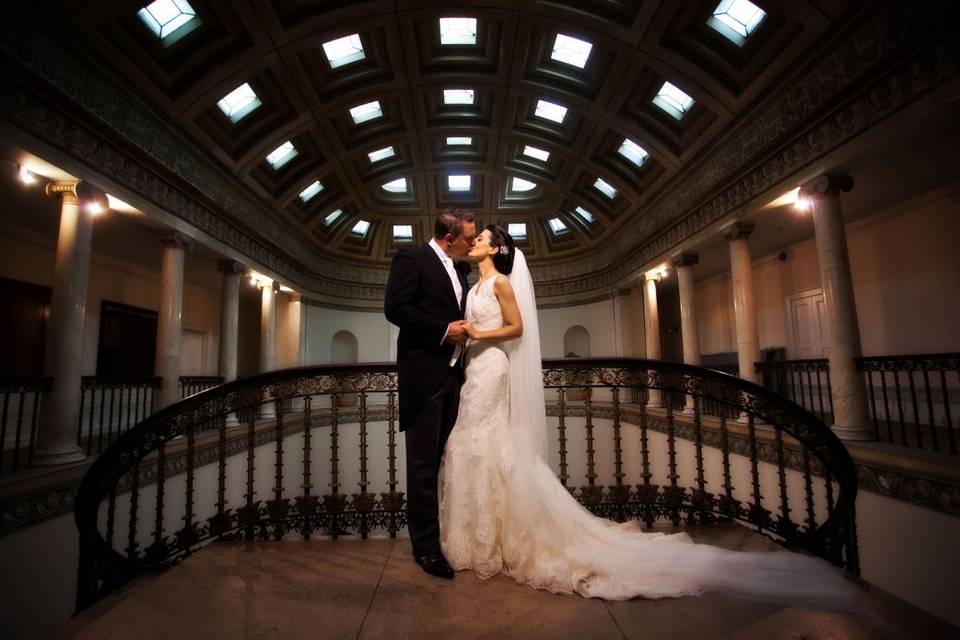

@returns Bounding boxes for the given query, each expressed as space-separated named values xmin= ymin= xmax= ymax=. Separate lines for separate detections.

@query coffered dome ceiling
xmin=4 ymin=0 xmax=954 ymax=307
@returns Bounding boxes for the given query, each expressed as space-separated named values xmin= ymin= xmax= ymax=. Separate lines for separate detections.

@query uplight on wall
xmin=18 ymin=166 xmax=36 ymax=185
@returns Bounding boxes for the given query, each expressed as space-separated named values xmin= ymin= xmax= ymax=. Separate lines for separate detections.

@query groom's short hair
xmin=434 ymin=207 xmax=476 ymax=240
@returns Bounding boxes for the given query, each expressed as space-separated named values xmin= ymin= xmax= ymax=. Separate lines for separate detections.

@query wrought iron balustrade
xmin=79 ymin=376 xmax=162 ymax=456
xmin=74 ymin=359 xmax=858 ymax=612
xmin=0 ymin=377 xmax=50 ymax=474
xmin=179 ymin=376 xmax=225 ymax=399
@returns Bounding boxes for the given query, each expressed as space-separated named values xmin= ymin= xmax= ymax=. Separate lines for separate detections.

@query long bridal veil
xmin=498 ymin=248 xmax=861 ymax=608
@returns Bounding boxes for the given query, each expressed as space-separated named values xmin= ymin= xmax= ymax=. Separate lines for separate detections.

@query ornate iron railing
xmin=78 ymin=376 xmax=162 ymax=456
xmin=0 ymin=376 xmax=50 ymax=474
xmin=179 ymin=376 xmax=225 ymax=399
xmin=74 ymin=359 xmax=858 ymax=612
xmin=755 ymin=359 xmax=833 ymax=424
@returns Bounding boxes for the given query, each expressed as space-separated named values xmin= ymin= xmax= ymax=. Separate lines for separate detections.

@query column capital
xmin=45 ymin=181 xmax=80 ymax=203
xmin=723 ymin=222 xmax=754 ymax=241
xmin=287 ymin=292 xmax=303 ymax=303
xmin=800 ymin=174 xmax=853 ymax=197
xmin=643 ymin=272 xmax=660 ymax=284
xmin=672 ymin=253 xmax=699 ymax=268
xmin=156 ymin=231 xmax=193 ymax=250
xmin=217 ymin=259 xmax=245 ymax=274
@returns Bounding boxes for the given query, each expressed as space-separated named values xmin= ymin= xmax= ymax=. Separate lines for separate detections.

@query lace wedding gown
xmin=438 ymin=274 xmax=859 ymax=607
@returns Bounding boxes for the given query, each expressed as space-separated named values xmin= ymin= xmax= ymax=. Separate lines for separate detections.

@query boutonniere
xmin=454 ymin=260 xmax=472 ymax=276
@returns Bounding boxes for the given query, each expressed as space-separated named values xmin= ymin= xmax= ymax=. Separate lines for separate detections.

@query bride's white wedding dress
xmin=438 ymin=255 xmax=859 ymax=607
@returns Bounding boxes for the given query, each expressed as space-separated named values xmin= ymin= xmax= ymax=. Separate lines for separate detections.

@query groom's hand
xmin=444 ymin=320 xmax=469 ymax=346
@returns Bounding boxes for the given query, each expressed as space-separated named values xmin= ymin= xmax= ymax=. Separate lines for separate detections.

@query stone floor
xmin=59 ymin=524 xmax=957 ymax=640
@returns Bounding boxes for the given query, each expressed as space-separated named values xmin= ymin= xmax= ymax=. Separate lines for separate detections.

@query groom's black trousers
xmin=405 ymin=368 xmax=462 ymax=556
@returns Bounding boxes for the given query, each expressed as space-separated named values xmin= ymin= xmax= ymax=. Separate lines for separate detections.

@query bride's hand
xmin=464 ymin=322 xmax=479 ymax=340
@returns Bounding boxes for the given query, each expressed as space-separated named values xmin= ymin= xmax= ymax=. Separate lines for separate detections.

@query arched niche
xmin=563 ymin=325 xmax=591 ymax=358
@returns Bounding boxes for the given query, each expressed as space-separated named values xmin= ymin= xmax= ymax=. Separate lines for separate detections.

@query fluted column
xmin=259 ymin=280 xmax=279 ymax=418
xmin=800 ymin=174 xmax=872 ymax=440
xmin=33 ymin=182 xmax=91 ymax=465
xmin=643 ymin=274 xmax=662 ymax=408
xmin=674 ymin=254 xmax=701 ymax=413
xmin=725 ymin=223 xmax=761 ymax=385
xmin=155 ymin=233 xmax=192 ymax=410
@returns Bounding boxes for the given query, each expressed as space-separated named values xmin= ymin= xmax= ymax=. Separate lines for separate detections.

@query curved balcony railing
xmin=74 ymin=359 xmax=858 ymax=612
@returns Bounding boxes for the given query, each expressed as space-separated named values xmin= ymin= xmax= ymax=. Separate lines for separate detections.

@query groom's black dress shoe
xmin=415 ymin=553 xmax=455 ymax=579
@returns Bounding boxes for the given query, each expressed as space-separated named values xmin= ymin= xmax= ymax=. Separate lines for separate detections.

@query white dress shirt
xmin=429 ymin=238 xmax=464 ymax=366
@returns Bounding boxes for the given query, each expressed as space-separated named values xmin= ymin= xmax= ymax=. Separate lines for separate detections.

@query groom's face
xmin=445 ymin=222 xmax=477 ymax=259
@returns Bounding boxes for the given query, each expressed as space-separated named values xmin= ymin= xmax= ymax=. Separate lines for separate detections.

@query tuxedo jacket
xmin=384 ymin=243 xmax=468 ymax=431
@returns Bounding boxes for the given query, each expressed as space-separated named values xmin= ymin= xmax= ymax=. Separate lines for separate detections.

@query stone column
xmin=33 ymin=182 xmax=92 ymax=465
xmin=218 ymin=260 xmax=243 ymax=425
xmin=725 ymin=223 xmax=761 ymax=385
xmin=800 ymin=174 xmax=872 ymax=440
xmin=155 ymin=233 xmax=192 ymax=410
xmin=643 ymin=274 xmax=662 ymax=408
xmin=259 ymin=280 xmax=279 ymax=418
xmin=673 ymin=254 xmax=701 ymax=413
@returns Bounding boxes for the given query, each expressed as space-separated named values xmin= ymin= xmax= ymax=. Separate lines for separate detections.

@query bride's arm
xmin=465 ymin=275 xmax=523 ymax=342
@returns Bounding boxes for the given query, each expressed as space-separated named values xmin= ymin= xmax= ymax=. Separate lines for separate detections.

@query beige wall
xmin=694 ymin=190 xmax=960 ymax=358
xmin=304 ymin=304 xmax=392 ymax=364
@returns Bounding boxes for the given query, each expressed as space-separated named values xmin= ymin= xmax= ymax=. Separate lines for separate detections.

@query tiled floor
xmin=59 ymin=525 xmax=958 ymax=639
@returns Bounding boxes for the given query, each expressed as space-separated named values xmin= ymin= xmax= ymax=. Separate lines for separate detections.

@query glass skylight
xmin=349 ymin=100 xmax=383 ymax=125
xmin=322 ymin=33 xmax=365 ymax=68
xmin=534 ymin=99 xmax=567 ymax=124
xmin=383 ymin=178 xmax=408 ymax=193
xmin=439 ymin=17 xmax=477 ymax=45
xmin=138 ymin=0 xmax=198 ymax=41
xmin=548 ymin=218 xmax=568 ymax=234
xmin=653 ymin=81 xmax=695 ymax=120
xmin=324 ymin=209 xmax=343 ymax=225
xmin=393 ymin=224 xmax=414 ymax=240
xmin=508 ymin=223 xmax=527 ymax=239
xmin=299 ymin=180 xmax=324 ymax=203
xmin=216 ymin=83 xmax=261 ymax=123
xmin=368 ymin=146 xmax=396 ymax=163
xmin=512 ymin=177 xmax=537 ymax=192
xmin=708 ymin=0 xmax=766 ymax=46
xmin=522 ymin=145 xmax=550 ymax=162
xmin=446 ymin=136 xmax=473 ymax=146
xmin=551 ymin=34 xmax=593 ymax=69
xmin=266 ymin=141 xmax=297 ymax=169
xmin=618 ymin=138 xmax=649 ymax=168
xmin=448 ymin=175 xmax=471 ymax=191
xmin=574 ymin=206 xmax=595 ymax=223
xmin=443 ymin=89 xmax=475 ymax=105
xmin=351 ymin=220 xmax=371 ymax=236
xmin=593 ymin=177 xmax=617 ymax=199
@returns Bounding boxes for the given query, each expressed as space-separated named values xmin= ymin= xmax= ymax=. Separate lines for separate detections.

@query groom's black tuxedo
xmin=385 ymin=242 xmax=469 ymax=556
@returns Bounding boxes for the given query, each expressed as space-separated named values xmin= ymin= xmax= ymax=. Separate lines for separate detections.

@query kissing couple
xmin=384 ymin=207 xmax=860 ymax=605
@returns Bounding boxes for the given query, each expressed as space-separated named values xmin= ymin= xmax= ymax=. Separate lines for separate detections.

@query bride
xmin=437 ymin=224 xmax=860 ymax=606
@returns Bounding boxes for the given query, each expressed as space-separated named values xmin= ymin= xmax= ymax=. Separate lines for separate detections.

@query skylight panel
xmin=618 ymin=138 xmax=649 ymax=168
xmin=448 ymin=175 xmax=471 ymax=191
xmin=299 ymin=180 xmax=324 ymax=203
xmin=383 ymin=178 xmax=408 ymax=193
xmin=512 ymin=177 xmax=537 ymax=192
xmin=709 ymin=0 xmax=766 ymax=45
xmin=548 ymin=218 xmax=568 ymax=234
xmin=534 ymin=99 xmax=567 ymax=124
xmin=439 ymin=17 xmax=477 ymax=45
xmin=368 ymin=146 xmax=396 ymax=163
xmin=266 ymin=141 xmax=297 ymax=169
xmin=138 ymin=0 xmax=198 ymax=41
xmin=216 ymin=82 xmax=261 ymax=123
xmin=446 ymin=136 xmax=473 ymax=146
xmin=349 ymin=100 xmax=383 ymax=125
xmin=551 ymin=34 xmax=593 ymax=69
xmin=508 ymin=223 xmax=527 ymax=239
xmin=574 ymin=206 xmax=595 ymax=223
xmin=522 ymin=145 xmax=550 ymax=162
xmin=324 ymin=209 xmax=343 ymax=225
xmin=653 ymin=81 xmax=695 ymax=120
xmin=322 ymin=33 xmax=365 ymax=68
xmin=393 ymin=224 xmax=413 ymax=241
xmin=351 ymin=220 xmax=371 ymax=236
xmin=593 ymin=177 xmax=617 ymax=199
xmin=443 ymin=89 xmax=475 ymax=105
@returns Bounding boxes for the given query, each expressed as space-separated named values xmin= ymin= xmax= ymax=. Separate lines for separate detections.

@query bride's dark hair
xmin=486 ymin=224 xmax=516 ymax=275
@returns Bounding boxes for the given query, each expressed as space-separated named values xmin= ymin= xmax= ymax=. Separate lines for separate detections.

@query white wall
xmin=539 ymin=298 xmax=622 ymax=359
xmin=304 ymin=305 xmax=392 ymax=364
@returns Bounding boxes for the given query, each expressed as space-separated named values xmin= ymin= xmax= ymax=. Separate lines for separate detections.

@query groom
xmin=384 ymin=207 xmax=476 ymax=579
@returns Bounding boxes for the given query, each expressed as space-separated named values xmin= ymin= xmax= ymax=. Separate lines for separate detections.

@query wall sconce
xmin=18 ymin=166 xmax=36 ymax=185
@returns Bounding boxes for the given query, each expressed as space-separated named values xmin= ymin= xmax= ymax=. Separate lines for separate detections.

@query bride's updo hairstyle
xmin=486 ymin=224 xmax=516 ymax=275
